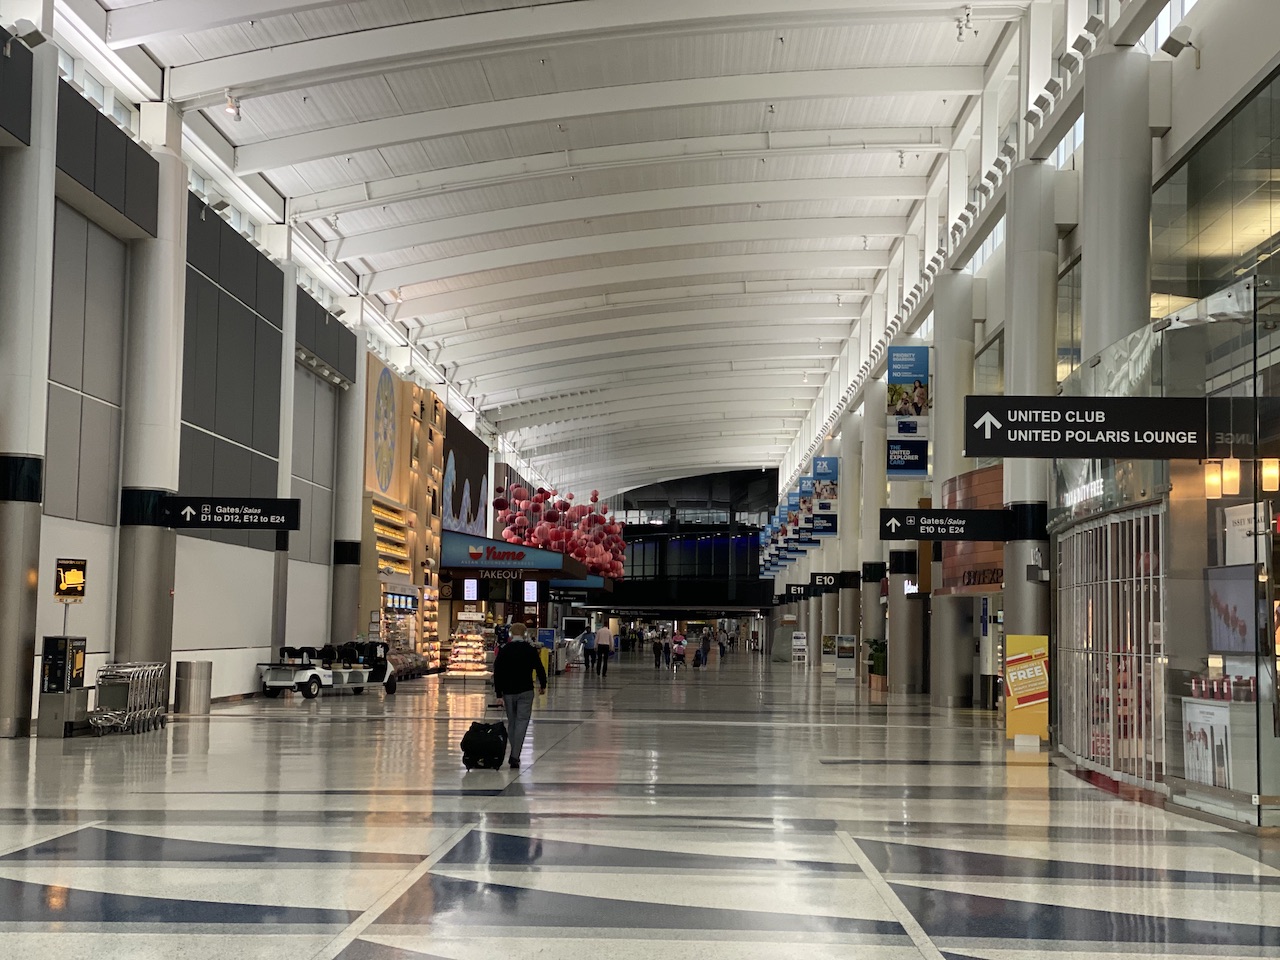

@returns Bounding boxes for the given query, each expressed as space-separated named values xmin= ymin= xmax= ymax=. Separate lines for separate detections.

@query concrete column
xmin=930 ymin=269 xmax=977 ymax=706
xmin=931 ymin=595 xmax=974 ymax=706
xmin=0 ymin=34 xmax=55 ymax=737
xmin=331 ymin=329 xmax=368 ymax=644
xmin=1081 ymin=45 xmax=1152 ymax=361
xmin=947 ymin=149 xmax=968 ymax=250
xmin=115 ymin=104 xmax=188 ymax=667
xmin=1002 ymin=159 xmax=1058 ymax=649
xmin=837 ymin=411 xmax=862 ymax=637
xmin=932 ymin=271 xmax=976 ymax=497
xmin=887 ymin=481 xmax=925 ymax=694
xmin=270 ymin=257 xmax=298 ymax=654
xmin=860 ymin=382 xmax=888 ymax=646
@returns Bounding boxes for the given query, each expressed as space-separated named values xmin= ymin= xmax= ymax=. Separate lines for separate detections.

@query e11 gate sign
xmin=964 ymin=395 xmax=1210 ymax=459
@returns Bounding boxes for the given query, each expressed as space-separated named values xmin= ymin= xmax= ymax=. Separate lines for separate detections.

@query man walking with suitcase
xmin=492 ymin=624 xmax=547 ymax=769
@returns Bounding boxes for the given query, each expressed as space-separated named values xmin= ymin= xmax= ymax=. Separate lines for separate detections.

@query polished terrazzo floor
xmin=1 ymin=650 xmax=1279 ymax=959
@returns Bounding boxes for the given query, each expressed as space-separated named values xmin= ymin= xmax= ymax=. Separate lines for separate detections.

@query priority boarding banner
xmin=812 ymin=456 xmax=839 ymax=536
xmin=887 ymin=346 xmax=930 ymax=479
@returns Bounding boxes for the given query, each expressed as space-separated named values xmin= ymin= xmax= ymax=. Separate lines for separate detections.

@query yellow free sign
xmin=1004 ymin=634 xmax=1049 ymax=741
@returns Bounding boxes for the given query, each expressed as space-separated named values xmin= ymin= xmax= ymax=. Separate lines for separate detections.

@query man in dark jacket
xmin=492 ymin=623 xmax=547 ymax=769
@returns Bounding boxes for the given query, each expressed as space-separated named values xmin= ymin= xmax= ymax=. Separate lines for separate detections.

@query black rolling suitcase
xmin=461 ymin=720 xmax=508 ymax=769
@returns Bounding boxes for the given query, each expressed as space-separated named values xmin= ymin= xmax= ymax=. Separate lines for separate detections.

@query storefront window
xmin=1053 ymin=277 xmax=1280 ymax=827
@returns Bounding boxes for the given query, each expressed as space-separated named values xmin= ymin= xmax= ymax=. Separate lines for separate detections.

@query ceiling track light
xmin=224 ymin=89 xmax=241 ymax=121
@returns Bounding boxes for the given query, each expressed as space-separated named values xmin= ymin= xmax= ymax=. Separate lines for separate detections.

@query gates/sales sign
xmin=161 ymin=497 xmax=302 ymax=530
xmin=879 ymin=508 xmax=1013 ymax=541
xmin=964 ymin=395 xmax=1210 ymax=459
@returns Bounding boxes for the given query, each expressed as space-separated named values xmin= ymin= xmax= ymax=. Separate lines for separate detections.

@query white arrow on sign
xmin=886 ymin=517 xmax=901 ymax=532
xmin=974 ymin=411 xmax=1002 ymax=439
xmin=180 ymin=506 xmax=196 ymax=520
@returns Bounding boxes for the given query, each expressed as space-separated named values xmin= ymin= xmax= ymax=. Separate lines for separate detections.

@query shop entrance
xmin=1057 ymin=503 xmax=1166 ymax=789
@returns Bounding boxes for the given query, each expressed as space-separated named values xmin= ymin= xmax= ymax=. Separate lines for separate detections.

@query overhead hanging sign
xmin=161 ymin=497 xmax=301 ymax=530
xmin=887 ymin=439 xmax=930 ymax=479
xmin=879 ymin=508 xmax=1014 ymax=541
xmin=812 ymin=456 xmax=839 ymax=536
xmin=964 ymin=395 xmax=1210 ymax=459
xmin=890 ymin=345 xmax=931 ymax=465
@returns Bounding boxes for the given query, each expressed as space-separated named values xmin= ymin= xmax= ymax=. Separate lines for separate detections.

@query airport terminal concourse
xmin=1 ymin=1 xmax=1280 ymax=957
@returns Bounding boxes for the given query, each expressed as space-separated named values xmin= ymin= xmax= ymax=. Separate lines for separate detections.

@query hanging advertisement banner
xmin=1004 ymin=634 xmax=1050 ymax=741
xmin=799 ymin=476 xmax=815 ymax=531
xmin=812 ymin=456 xmax=839 ymax=536
xmin=887 ymin=439 xmax=930 ymax=480
xmin=887 ymin=346 xmax=930 ymax=479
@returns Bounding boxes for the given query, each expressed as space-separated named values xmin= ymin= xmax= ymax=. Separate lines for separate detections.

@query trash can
xmin=174 ymin=661 xmax=212 ymax=714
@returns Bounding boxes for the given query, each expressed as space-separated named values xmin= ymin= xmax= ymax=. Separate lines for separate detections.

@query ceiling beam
xmin=105 ymin=0 xmax=353 ymax=49
xmin=411 ymin=283 xmax=868 ymax=337
xmin=517 ymin=419 xmax=797 ymax=449
xmin=499 ymin=391 xmax=819 ymax=433
xmin=521 ymin=419 xmax=800 ymax=451
xmin=483 ymin=369 xmax=815 ymax=417
xmin=495 ymin=386 xmax=819 ymax=431
xmin=294 ymin=129 xmax=945 ymax=225
xmin=465 ymin=343 xmax=833 ymax=391
xmin=434 ymin=303 xmax=856 ymax=360
xmin=393 ymin=250 xmax=887 ymax=315
xmin=453 ymin=323 xmax=846 ymax=381
xmin=474 ymin=360 xmax=818 ymax=409
xmin=340 ymin=212 xmax=906 ymax=265
xmin=369 ymin=218 xmax=904 ymax=292
xmin=169 ymin=0 xmax=1028 ymax=103
xmin=233 ymin=67 xmax=983 ymax=174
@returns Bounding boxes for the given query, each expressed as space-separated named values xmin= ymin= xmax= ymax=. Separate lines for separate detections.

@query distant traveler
xmin=595 ymin=623 xmax=613 ymax=677
xmin=652 ymin=634 xmax=663 ymax=668
xmin=700 ymin=630 xmax=712 ymax=668
xmin=671 ymin=633 xmax=687 ymax=669
xmin=492 ymin=623 xmax=547 ymax=769
xmin=581 ymin=627 xmax=597 ymax=672
xmin=663 ymin=634 xmax=672 ymax=666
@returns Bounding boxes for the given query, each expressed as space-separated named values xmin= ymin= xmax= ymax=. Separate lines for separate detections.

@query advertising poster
xmin=1004 ymin=635 xmax=1049 ymax=741
xmin=835 ymin=635 xmax=858 ymax=680
xmin=887 ymin=439 xmax=930 ymax=480
xmin=886 ymin=346 xmax=930 ymax=479
xmin=443 ymin=410 xmax=490 ymax=535
xmin=1183 ymin=699 xmax=1233 ymax=789
xmin=812 ymin=456 xmax=839 ymax=536
xmin=799 ymin=476 xmax=815 ymax=531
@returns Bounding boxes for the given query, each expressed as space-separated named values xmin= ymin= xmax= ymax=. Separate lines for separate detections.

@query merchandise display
xmin=446 ymin=629 xmax=491 ymax=678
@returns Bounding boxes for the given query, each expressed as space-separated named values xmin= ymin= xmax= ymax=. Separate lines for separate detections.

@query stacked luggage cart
xmin=88 ymin=662 xmax=168 ymax=735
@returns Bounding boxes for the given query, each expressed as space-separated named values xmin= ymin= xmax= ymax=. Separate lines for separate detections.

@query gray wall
xmin=178 ymin=193 xmax=284 ymax=552
xmin=289 ymin=366 xmax=337 ymax=566
xmin=44 ymin=200 xmax=125 ymax=525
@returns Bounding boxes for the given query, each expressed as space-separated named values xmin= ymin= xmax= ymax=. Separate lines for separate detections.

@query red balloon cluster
xmin=493 ymin=485 xmax=626 ymax=580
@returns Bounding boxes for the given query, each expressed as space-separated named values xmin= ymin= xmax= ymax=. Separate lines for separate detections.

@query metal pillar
xmin=0 ymin=37 xmax=56 ymax=736
xmin=860 ymin=383 xmax=887 ymax=646
xmin=116 ymin=105 xmax=187 ymax=666
xmin=1081 ymin=45 xmax=1152 ymax=361
xmin=331 ymin=331 xmax=367 ymax=644
xmin=931 ymin=594 xmax=974 ymax=706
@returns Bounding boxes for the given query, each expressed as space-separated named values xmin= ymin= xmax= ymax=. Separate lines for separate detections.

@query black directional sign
xmin=880 ymin=508 xmax=1013 ymax=542
xmin=810 ymin=572 xmax=838 ymax=594
xmin=161 ymin=497 xmax=302 ymax=530
xmin=964 ymin=395 xmax=1211 ymax=459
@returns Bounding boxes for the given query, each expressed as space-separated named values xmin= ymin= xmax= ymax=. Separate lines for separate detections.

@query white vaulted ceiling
xmin=102 ymin=0 xmax=1032 ymax=495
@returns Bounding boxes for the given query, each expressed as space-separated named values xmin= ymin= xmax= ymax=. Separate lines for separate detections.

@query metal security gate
xmin=1057 ymin=504 xmax=1166 ymax=790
